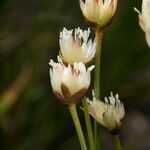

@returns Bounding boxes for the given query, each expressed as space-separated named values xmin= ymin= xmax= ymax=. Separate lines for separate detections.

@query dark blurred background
xmin=0 ymin=0 xmax=150 ymax=149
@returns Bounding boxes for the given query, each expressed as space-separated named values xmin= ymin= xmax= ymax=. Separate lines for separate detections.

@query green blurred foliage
xmin=0 ymin=0 xmax=150 ymax=149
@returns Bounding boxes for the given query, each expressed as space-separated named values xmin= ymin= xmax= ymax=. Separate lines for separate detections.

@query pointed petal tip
xmin=134 ymin=7 xmax=141 ymax=14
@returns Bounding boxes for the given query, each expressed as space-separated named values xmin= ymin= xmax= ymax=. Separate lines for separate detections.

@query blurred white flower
xmin=49 ymin=57 xmax=94 ymax=105
xmin=87 ymin=91 xmax=125 ymax=134
xmin=79 ymin=0 xmax=118 ymax=29
xmin=134 ymin=0 xmax=150 ymax=47
xmin=59 ymin=28 xmax=96 ymax=65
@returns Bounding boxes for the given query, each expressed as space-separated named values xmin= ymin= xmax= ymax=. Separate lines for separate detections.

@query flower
xmin=79 ymin=0 xmax=118 ymax=29
xmin=134 ymin=0 xmax=150 ymax=47
xmin=59 ymin=27 xmax=96 ymax=65
xmin=49 ymin=57 xmax=95 ymax=105
xmin=87 ymin=91 xmax=125 ymax=135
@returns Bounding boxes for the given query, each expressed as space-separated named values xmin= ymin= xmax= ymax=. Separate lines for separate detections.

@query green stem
xmin=94 ymin=29 xmax=103 ymax=150
xmin=113 ymin=135 xmax=122 ymax=150
xmin=69 ymin=104 xmax=87 ymax=150
xmin=82 ymin=98 xmax=95 ymax=150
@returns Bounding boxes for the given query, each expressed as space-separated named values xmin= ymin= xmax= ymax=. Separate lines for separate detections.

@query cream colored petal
xmin=100 ymin=0 xmax=117 ymax=26
xmin=88 ymin=99 xmax=106 ymax=126
xmin=142 ymin=0 xmax=150 ymax=28
xmin=139 ymin=15 xmax=146 ymax=32
xmin=49 ymin=63 xmax=64 ymax=96
xmin=145 ymin=31 xmax=150 ymax=47
xmin=79 ymin=0 xmax=85 ymax=13
xmin=102 ymin=108 xmax=116 ymax=130
xmin=75 ymin=63 xmax=92 ymax=89
xmin=61 ymin=65 xmax=79 ymax=95
xmin=61 ymin=63 xmax=92 ymax=96
xmin=119 ymin=103 xmax=125 ymax=119
xmin=84 ymin=0 xmax=101 ymax=23
xmin=134 ymin=7 xmax=146 ymax=31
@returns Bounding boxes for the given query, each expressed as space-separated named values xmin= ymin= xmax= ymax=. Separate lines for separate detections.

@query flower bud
xmin=59 ymin=27 xmax=96 ymax=65
xmin=134 ymin=0 xmax=150 ymax=47
xmin=87 ymin=91 xmax=125 ymax=135
xmin=79 ymin=0 xmax=118 ymax=30
xmin=49 ymin=57 xmax=95 ymax=105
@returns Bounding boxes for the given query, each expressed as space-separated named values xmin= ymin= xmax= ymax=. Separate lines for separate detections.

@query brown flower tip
xmin=110 ymin=124 xmax=121 ymax=135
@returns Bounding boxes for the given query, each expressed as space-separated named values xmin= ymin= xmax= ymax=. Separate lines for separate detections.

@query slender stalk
xmin=69 ymin=104 xmax=87 ymax=150
xmin=94 ymin=29 xmax=103 ymax=150
xmin=113 ymin=135 xmax=122 ymax=150
xmin=82 ymin=98 xmax=95 ymax=150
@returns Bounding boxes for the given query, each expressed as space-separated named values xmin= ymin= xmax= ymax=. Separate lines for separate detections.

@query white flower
xmin=49 ymin=56 xmax=95 ymax=105
xmin=134 ymin=0 xmax=150 ymax=47
xmin=79 ymin=0 xmax=118 ymax=29
xmin=87 ymin=91 xmax=125 ymax=134
xmin=59 ymin=28 xmax=96 ymax=65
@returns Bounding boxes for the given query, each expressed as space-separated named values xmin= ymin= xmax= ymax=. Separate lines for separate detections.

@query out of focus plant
xmin=0 ymin=66 xmax=32 ymax=118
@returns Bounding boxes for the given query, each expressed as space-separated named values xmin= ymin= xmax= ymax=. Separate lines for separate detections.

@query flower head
xmin=134 ymin=0 xmax=150 ymax=47
xmin=59 ymin=28 xmax=96 ymax=65
xmin=49 ymin=57 xmax=94 ymax=105
xmin=79 ymin=0 xmax=118 ymax=29
xmin=87 ymin=91 xmax=125 ymax=135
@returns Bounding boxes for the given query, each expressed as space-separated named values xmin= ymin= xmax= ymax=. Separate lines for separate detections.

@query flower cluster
xmin=48 ymin=0 xmax=149 ymax=149
xmin=79 ymin=0 xmax=118 ymax=29
xmin=49 ymin=27 xmax=96 ymax=105
xmin=49 ymin=0 xmax=126 ymax=136
xmin=46 ymin=0 xmax=150 ymax=149
xmin=59 ymin=28 xmax=96 ymax=65
xmin=49 ymin=57 xmax=94 ymax=105
xmin=87 ymin=92 xmax=125 ymax=134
